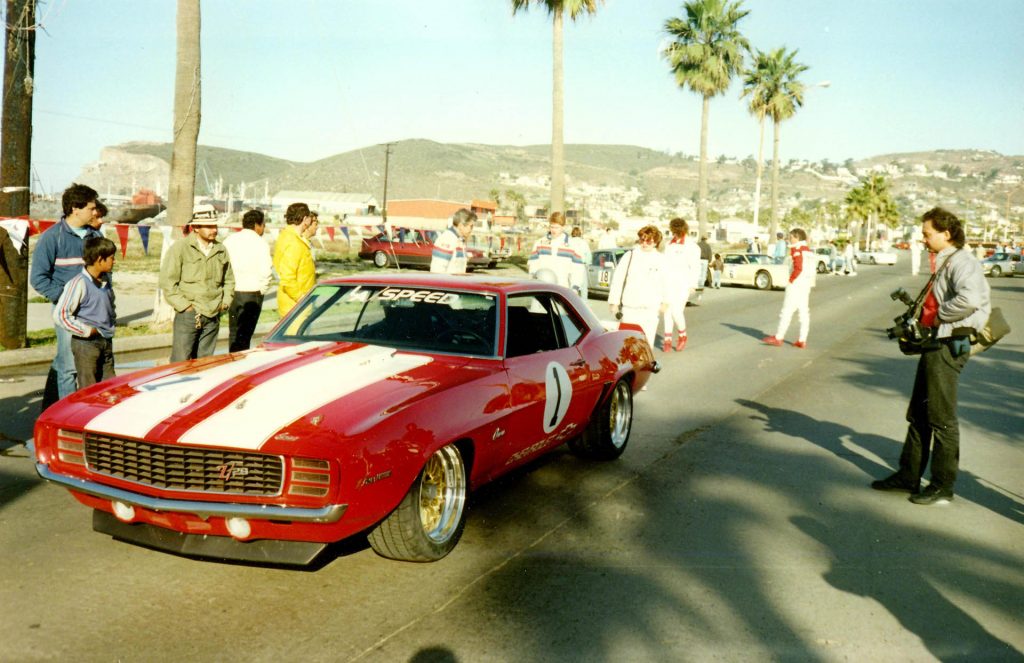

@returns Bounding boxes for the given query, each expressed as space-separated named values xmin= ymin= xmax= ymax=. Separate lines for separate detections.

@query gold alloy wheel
xmin=418 ymin=445 xmax=467 ymax=544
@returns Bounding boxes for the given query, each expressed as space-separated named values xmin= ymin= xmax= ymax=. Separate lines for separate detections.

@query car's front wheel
xmin=754 ymin=270 xmax=773 ymax=290
xmin=990 ymin=265 xmax=1002 ymax=277
xmin=368 ymin=444 xmax=468 ymax=562
xmin=570 ymin=379 xmax=633 ymax=461
xmin=373 ymin=250 xmax=390 ymax=268
xmin=817 ymin=260 xmax=828 ymax=274
xmin=869 ymin=256 xmax=877 ymax=265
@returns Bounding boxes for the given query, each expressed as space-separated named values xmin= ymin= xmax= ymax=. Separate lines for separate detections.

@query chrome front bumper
xmin=36 ymin=463 xmax=347 ymax=524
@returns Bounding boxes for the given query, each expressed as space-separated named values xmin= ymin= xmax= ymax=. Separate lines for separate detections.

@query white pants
xmin=775 ymin=281 xmax=811 ymax=342
xmin=622 ymin=306 xmax=660 ymax=348
xmin=662 ymin=301 xmax=687 ymax=337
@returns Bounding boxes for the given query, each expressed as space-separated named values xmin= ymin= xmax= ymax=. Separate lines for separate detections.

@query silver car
xmin=587 ymin=248 xmax=628 ymax=298
xmin=981 ymin=252 xmax=1021 ymax=278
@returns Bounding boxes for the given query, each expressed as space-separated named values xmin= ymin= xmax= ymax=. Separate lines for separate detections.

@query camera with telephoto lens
xmin=885 ymin=287 xmax=927 ymax=343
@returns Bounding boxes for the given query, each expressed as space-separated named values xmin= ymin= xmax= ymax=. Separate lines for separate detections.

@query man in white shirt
xmin=430 ymin=208 xmax=477 ymax=274
xmin=528 ymin=212 xmax=585 ymax=293
xmin=224 ymin=209 xmax=273 ymax=351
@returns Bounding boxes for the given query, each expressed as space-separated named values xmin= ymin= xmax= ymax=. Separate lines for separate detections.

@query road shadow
xmin=793 ymin=514 xmax=1021 ymax=661
xmin=721 ymin=322 xmax=769 ymax=340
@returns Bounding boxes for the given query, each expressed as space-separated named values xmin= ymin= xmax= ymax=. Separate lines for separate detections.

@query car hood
xmin=47 ymin=342 xmax=491 ymax=452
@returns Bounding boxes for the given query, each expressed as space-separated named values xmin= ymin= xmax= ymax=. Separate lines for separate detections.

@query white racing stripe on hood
xmin=177 ymin=345 xmax=432 ymax=450
xmin=85 ymin=342 xmax=331 ymax=440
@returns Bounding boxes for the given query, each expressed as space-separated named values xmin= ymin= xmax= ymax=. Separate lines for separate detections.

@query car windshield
xmin=267 ymin=284 xmax=498 ymax=357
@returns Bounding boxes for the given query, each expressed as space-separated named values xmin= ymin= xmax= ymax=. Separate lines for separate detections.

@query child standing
xmin=54 ymin=237 xmax=118 ymax=390
xmin=711 ymin=253 xmax=724 ymax=289
xmin=762 ymin=228 xmax=814 ymax=349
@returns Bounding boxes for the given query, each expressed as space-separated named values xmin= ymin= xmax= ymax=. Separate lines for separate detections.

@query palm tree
xmin=764 ymin=49 xmax=807 ymax=240
xmin=511 ymin=0 xmax=603 ymax=215
xmin=742 ymin=47 xmax=807 ymax=239
xmin=845 ymin=174 xmax=894 ymax=250
xmin=662 ymin=0 xmax=749 ymax=238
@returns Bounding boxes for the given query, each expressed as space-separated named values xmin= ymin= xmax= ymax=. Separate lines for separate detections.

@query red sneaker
xmin=662 ymin=338 xmax=673 ymax=352
xmin=762 ymin=336 xmax=783 ymax=346
xmin=794 ymin=340 xmax=807 ymax=349
xmin=676 ymin=334 xmax=688 ymax=351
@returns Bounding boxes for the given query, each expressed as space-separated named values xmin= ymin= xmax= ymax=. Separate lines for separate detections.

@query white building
xmin=271 ymin=191 xmax=378 ymax=218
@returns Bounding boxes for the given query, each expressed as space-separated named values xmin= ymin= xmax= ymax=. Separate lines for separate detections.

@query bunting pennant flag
xmin=115 ymin=224 xmax=131 ymax=257
xmin=325 ymin=226 xmax=335 ymax=241
xmin=397 ymin=228 xmax=406 ymax=244
xmin=427 ymin=230 xmax=438 ymax=242
xmin=27 ymin=219 xmax=40 ymax=236
xmin=500 ymin=236 xmax=506 ymax=249
xmin=37 ymin=220 xmax=57 ymax=235
xmin=137 ymin=225 xmax=151 ymax=254
xmin=341 ymin=227 xmax=350 ymax=241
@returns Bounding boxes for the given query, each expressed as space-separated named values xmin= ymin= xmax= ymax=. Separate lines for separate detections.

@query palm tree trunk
xmin=770 ymin=117 xmax=781 ymax=239
xmin=550 ymin=8 xmax=565 ymax=215
xmin=752 ymin=115 xmax=765 ymax=230
xmin=697 ymin=94 xmax=710 ymax=238
xmin=155 ymin=0 xmax=201 ymax=325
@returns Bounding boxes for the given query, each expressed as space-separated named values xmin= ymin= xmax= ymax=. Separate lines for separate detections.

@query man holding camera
xmin=871 ymin=207 xmax=990 ymax=505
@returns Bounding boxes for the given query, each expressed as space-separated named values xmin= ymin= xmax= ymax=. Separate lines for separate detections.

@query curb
xmin=0 ymin=322 xmax=278 ymax=370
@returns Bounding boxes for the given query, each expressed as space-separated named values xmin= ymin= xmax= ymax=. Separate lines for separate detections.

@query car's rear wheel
xmin=368 ymin=444 xmax=467 ymax=562
xmin=570 ymin=379 xmax=633 ymax=461
xmin=816 ymin=260 xmax=828 ymax=274
xmin=991 ymin=265 xmax=1002 ymax=277
xmin=373 ymin=250 xmax=390 ymax=268
xmin=754 ymin=270 xmax=773 ymax=290
xmin=869 ymin=256 xmax=877 ymax=265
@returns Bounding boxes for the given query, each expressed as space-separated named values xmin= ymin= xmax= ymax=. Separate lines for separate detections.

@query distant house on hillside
xmin=272 ymin=191 xmax=378 ymax=218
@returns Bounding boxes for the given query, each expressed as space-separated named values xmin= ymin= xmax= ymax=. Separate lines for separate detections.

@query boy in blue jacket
xmin=53 ymin=237 xmax=117 ymax=390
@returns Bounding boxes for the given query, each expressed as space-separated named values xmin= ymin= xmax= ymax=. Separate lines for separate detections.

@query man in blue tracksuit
xmin=29 ymin=183 xmax=103 ymax=410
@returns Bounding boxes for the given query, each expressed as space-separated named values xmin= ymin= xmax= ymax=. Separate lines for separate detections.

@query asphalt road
xmin=1 ymin=266 xmax=1021 ymax=662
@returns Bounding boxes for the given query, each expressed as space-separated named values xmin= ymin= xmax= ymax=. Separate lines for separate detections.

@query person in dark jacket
xmin=29 ymin=183 xmax=102 ymax=409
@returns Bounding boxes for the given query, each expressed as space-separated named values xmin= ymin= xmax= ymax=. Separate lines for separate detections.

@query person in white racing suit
xmin=763 ymin=228 xmax=815 ymax=348
xmin=608 ymin=224 xmax=670 ymax=347
xmin=430 ymin=208 xmax=477 ymax=274
xmin=661 ymin=217 xmax=701 ymax=352
xmin=528 ymin=212 xmax=586 ymax=294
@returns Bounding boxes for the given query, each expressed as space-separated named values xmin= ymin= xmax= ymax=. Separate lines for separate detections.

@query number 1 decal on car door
xmin=543 ymin=362 xmax=573 ymax=433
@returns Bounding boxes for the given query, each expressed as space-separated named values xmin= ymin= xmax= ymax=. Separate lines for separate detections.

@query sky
xmin=14 ymin=0 xmax=1024 ymax=194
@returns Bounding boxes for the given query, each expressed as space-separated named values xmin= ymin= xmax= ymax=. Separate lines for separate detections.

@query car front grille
xmin=84 ymin=434 xmax=283 ymax=496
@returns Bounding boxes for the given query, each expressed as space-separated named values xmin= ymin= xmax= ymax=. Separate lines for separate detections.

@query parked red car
xmin=33 ymin=274 xmax=658 ymax=565
xmin=359 ymin=231 xmax=491 ymax=269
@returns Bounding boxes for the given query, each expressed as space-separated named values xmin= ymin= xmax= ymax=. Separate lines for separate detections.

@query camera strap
xmin=912 ymin=249 xmax=959 ymax=323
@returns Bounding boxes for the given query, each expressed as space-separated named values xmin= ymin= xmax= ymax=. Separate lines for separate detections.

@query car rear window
xmin=268 ymin=284 xmax=497 ymax=357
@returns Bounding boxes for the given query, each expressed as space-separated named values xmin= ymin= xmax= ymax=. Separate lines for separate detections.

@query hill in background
xmin=76 ymin=140 xmax=1023 ymax=224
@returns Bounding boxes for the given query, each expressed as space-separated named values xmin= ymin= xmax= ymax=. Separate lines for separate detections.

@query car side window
xmin=551 ymin=297 xmax=584 ymax=346
xmin=506 ymin=294 xmax=567 ymax=357
xmin=724 ymin=255 xmax=744 ymax=265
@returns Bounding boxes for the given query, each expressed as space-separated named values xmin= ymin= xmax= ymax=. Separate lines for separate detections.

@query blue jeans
xmin=52 ymin=308 xmax=78 ymax=399
xmin=170 ymin=309 xmax=220 ymax=362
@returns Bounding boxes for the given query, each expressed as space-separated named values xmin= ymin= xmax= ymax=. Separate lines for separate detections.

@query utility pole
xmin=0 ymin=0 xmax=35 ymax=350
xmin=381 ymin=142 xmax=393 ymax=224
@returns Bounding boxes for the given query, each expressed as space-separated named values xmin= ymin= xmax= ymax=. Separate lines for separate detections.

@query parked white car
xmin=980 ymin=252 xmax=1021 ymax=277
xmin=856 ymin=250 xmax=897 ymax=266
xmin=720 ymin=253 xmax=790 ymax=290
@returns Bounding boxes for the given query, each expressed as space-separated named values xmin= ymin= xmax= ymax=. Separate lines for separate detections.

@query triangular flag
xmin=325 ymin=226 xmax=335 ymax=241
xmin=115 ymin=224 xmax=130 ymax=257
xmin=398 ymin=228 xmax=406 ymax=244
xmin=137 ymin=225 xmax=151 ymax=254
xmin=37 ymin=220 xmax=57 ymax=235
xmin=341 ymin=227 xmax=350 ymax=241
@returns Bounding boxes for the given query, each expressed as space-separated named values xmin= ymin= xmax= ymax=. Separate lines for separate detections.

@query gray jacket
xmin=932 ymin=246 xmax=990 ymax=339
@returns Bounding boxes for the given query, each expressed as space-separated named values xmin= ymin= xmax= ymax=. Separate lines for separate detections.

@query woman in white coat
xmin=608 ymin=225 xmax=670 ymax=347
xmin=661 ymin=217 xmax=700 ymax=351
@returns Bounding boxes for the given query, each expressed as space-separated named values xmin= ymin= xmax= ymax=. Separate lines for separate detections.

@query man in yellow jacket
xmin=273 ymin=202 xmax=317 ymax=317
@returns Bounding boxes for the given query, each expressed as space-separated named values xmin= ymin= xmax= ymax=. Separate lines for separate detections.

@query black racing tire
xmin=367 ymin=444 xmax=468 ymax=562
xmin=570 ymin=379 xmax=633 ymax=461
xmin=754 ymin=270 xmax=773 ymax=290
xmin=990 ymin=265 xmax=1002 ymax=278
xmin=869 ymin=256 xmax=877 ymax=265
xmin=373 ymin=250 xmax=390 ymax=268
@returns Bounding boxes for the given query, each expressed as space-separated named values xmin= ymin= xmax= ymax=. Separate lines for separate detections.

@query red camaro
xmin=33 ymin=274 xmax=658 ymax=565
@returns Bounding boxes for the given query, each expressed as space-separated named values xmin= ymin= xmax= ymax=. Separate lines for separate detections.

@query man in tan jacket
xmin=159 ymin=205 xmax=235 ymax=361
